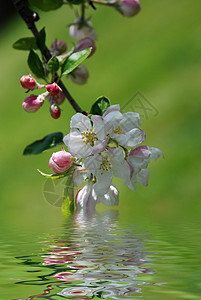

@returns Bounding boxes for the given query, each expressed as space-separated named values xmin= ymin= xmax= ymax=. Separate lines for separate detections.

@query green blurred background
xmin=0 ymin=0 xmax=201 ymax=230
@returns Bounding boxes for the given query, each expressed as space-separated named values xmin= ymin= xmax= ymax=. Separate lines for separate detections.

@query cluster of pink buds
xmin=20 ymin=75 xmax=65 ymax=119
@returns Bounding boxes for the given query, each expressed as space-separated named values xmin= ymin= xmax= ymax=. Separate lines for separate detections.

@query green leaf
xmin=47 ymin=56 xmax=60 ymax=73
xmin=37 ymin=27 xmax=46 ymax=53
xmin=13 ymin=37 xmax=37 ymax=51
xmin=28 ymin=49 xmax=45 ymax=79
xmin=37 ymin=169 xmax=72 ymax=179
xmin=29 ymin=0 xmax=63 ymax=11
xmin=61 ymin=48 xmax=91 ymax=76
xmin=90 ymin=96 xmax=111 ymax=116
xmin=23 ymin=132 xmax=64 ymax=155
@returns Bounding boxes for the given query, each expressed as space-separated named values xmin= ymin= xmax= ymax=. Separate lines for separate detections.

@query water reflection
xmin=15 ymin=210 xmax=160 ymax=299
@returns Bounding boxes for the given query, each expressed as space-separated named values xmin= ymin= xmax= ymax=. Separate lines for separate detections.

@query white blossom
xmin=63 ymin=113 xmax=108 ymax=158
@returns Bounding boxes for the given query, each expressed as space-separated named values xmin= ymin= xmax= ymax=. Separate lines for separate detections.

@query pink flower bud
xmin=20 ymin=74 xmax=36 ymax=90
xmin=50 ymin=40 xmax=67 ymax=56
xmin=49 ymin=150 xmax=74 ymax=174
xmin=55 ymin=91 xmax=65 ymax=105
xmin=22 ymin=94 xmax=44 ymax=112
xmin=68 ymin=64 xmax=89 ymax=85
xmin=115 ymin=0 xmax=141 ymax=17
xmin=48 ymin=91 xmax=65 ymax=106
xmin=50 ymin=104 xmax=61 ymax=119
xmin=74 ymin=37 xmax=96 ymax=58
xmin=46 ymin=83 xmax=61 ymax=96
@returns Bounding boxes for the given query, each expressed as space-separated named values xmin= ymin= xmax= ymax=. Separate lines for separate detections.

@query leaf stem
xmin=12 ymin=0 xmax=86 ymax=114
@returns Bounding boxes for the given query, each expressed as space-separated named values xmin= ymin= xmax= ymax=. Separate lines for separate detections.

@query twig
xmin=12 ymin=0 xmax=86 ymax=114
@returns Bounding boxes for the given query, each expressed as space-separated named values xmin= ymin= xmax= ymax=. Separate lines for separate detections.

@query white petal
xmin=110 ymin=132 xmax=128 ymax=146
xmin=126 ymin=128 xmax=145 ymax=147
xmin=84 ymin=155 xmax=103 ymax=175
xmin=102 ymin=104 xmax=120 ymax=117
xmin=91 ymin=115 xmax=106 ymax=140
xmin=63 ymin=133 xmax=70 ymax=147
xmin=70 ymin=113 xmax=91 ymax=132
xmin=98 ymin=184 xmax=119 ymax=206
xmin=66 ymin=129 xmax=92 ymax=158
xmin=120 ymin=112 xmax=141 ymax=131
xmin=127 ymin=156 xmax=148 ymax=173
xmin=94 ymin=171 xmax=112 ymax=196
xmin=149 ymin=147 xmax=164 ymax=160
xmin=112 ymin=159 xmax=131 ymax=186
xmin=137 ymin=168 xmax=150 ymax=186
xmin=128 ymin=173 xmax=137 ymax=192
xmin=129 ymin=146 xmax=150 ymax=158
xmin=75 ymin=183 xmax=97 ymax=211
xmin=106 ymin=147 xmax=125 ymax=162
xmin=72 ymin=166 xmax=89 ymax=186
xmin=92 ymin=138 xmax=108 ymax=155
xmin=106 ymin=148 xmax=131 ymax=186
xmin=103 ymin=111 xmax=122 ymax=132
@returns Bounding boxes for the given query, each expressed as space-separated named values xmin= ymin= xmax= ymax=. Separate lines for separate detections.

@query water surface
xmin=1 ymin=210 xmax=201 ymax=300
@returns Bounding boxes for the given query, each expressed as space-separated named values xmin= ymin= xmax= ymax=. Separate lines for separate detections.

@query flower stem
xmin=90 ymin=0 xmax=115 ymax=6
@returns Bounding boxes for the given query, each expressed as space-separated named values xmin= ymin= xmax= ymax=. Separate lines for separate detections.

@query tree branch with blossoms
xmin=12 ymin=0 xmax=163 ymax=214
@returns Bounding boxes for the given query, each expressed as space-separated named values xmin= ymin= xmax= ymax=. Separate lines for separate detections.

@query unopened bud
xmin=20 ymin=74 xmax=36 ymax=90
xmin=74 ymin=37 xmax=96 ymax=58
xmin=55 ymin=91 xmax=65 ymax=105
xmin=22 ymin=94 xmax=44 ymax=113
xmin=50 ymin=40 xmax=67 ymax=56
xmin=115 ymin=0 xmax=141 ymax=17
xmin=48 ymin=91 xmax=65 ymax=106
xmin=69 ymin=18 xmax=97 ymax=41
xmin=50 ymin=104 xmax=61 ymax=119
xmin=68 ymin=64 xmax=89 ymax=85
xmin=49 ymin=150 xmax=74 ymax=174
xmin=46 ymin=83 xmax=61 ymax=96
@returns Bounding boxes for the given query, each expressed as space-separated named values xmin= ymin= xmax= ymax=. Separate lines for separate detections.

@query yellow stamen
xmin=113 ymin=125 xmax=125 ymax=135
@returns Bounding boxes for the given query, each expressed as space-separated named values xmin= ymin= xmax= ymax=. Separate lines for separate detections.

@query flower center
xmin=113 ymin=125 xmax=125 ymax=135
xmin=82 ymin=128 xmax=98 ymax=146
xmin=99 ymin=156 xmax=111 ymax=175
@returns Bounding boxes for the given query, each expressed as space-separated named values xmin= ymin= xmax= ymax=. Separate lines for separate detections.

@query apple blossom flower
xmin=49 ymin=150 xmax=74 ymax=174
xmin=74 ymin=37 xmax=96 ymax=58
xmin=84 ymin=147 xmax=131 ymax=196
xmin=50 ymin=39 xmax=67 ymax=56
xmin=63 ymin=113 xmax=108 ymax=158
xmin=127 ymin=146 xmax=164 ymax=190
xmin=22 ymin=92 xmax=48 ymax=112
xmin=115 ymin=0 xmax=141 ymax=17
xmin=103 ymin=104 xmax=145 ymax=147
xmin=69 ymin=17 xmax=97 ymax=41
xmin=68 ymin=64 xmax=89 ymax=85
xmin=76 ymin=182 xmax=119 ymax=211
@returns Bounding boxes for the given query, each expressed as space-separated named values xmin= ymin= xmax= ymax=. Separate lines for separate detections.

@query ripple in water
xmin=14 ymin=210 xmax=162 ymax=299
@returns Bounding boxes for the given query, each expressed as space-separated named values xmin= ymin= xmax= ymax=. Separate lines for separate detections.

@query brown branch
xmin=12 ymin=0 xmax=86 ymax=114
